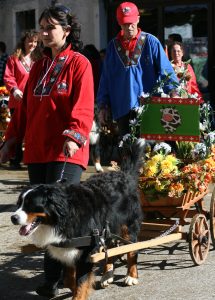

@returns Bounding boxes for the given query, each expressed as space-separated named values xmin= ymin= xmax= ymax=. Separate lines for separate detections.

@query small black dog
xmin=11 ymin=139 xmax=145 ymax=300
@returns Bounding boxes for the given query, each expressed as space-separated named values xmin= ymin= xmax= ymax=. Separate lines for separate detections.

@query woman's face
xmin=171 ymin=44 xmax=184 ymax=64
xmin=24 ymin=36 xmax=38 ymax=54
xmin=39 ymin=17 xmax=68 ymax=50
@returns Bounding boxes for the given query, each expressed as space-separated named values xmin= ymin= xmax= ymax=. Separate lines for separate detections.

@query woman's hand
xmin=13 ymin=89 xmax=23 ymax=100
xmin=0 ymin=138 xmax=17 ymax=163
xmin=63 ymin=139 xmax=79 ymax=157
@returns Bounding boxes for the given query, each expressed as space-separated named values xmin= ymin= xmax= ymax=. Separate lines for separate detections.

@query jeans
xmin=27 ymin=161 xmax=83 ymax=286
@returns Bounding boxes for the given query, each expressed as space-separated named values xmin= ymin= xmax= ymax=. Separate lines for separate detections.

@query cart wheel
xmin=210 ymin=188 xmax=215 ymax=248
xmin=188 ymin=214 xmax=210 ymax=265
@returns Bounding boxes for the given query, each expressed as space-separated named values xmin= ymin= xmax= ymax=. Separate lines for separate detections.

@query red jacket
xmin=5 ymin=45 xmax=94 ymax=168
xmin=186 ymin=64 xmax=204 ymax=103
xmin=4 ymin=55 xmax=31 ymax=109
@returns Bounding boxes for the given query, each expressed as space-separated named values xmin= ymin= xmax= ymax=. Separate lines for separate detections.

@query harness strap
xmin=51 ymin=229 xmax=101 ymax=248
xmin=52 ymin=236 xmax=93 ymax=248
xmin=50 ymin=221 xmax=132 ymax=253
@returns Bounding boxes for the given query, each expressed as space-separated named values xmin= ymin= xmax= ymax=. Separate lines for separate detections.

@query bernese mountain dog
xmin=11 ymin=139 xmax=145 ymax=300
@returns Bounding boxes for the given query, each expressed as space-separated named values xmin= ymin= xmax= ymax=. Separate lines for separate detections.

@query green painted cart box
xmin=140 ymin=97 xmax=200 ymax=142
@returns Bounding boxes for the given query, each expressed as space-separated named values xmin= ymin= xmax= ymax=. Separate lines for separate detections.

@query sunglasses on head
xmin=54 ymin=4 xmax=71 ymax=15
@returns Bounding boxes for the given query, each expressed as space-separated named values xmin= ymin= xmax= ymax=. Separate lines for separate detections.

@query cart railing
xmin=140 ymin=189 xmax=208 ymax=210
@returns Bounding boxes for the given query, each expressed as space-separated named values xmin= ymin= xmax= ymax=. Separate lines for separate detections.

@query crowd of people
xmin=0 ymin=1 xmax=208 ymax=298
xmin=0 ymin=2 xmax=207 ymax=170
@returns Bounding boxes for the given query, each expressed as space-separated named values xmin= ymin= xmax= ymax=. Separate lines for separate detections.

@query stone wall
xmin=0 ymin=0 xmax=107 ymax=54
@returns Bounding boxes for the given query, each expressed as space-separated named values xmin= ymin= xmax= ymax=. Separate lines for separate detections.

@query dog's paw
xmin=95 ymin=162 xmax=104 ymax=173
xmin=124 ymin=276 xmax=138 ymax=286
xmin=100 ymin=277 xmax=114 ymax=288
xmin=100 ymin=270 xmax=114 ymax=288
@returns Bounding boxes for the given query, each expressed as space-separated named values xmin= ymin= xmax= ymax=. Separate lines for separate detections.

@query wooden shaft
xmin=90 ymin=232 xmax=183 ymax=263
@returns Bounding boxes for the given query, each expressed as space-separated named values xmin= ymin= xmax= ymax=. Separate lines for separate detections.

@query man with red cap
xmin=97 ymin=2 xmax=178 ymax=137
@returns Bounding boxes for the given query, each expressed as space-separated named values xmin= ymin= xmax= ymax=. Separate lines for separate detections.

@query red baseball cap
xmin=116 ymin=2 xmax=139 ymax=25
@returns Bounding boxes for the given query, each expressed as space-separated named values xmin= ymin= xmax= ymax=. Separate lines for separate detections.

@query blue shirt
xmin=97 ymin=32 xmax=178 ymax=120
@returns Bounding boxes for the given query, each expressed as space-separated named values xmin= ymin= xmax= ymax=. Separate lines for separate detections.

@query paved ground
xmin=1 ymin=163 xmax=215 ymax=300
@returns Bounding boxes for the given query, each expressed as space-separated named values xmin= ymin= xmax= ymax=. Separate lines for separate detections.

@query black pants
xmin=115 ymin=113 xmax=132 ymax=164
xmin=116 ymin=113 xmax=130 ymax=138
xmin=28 ymin=162 xmax=83 ymax=287
xmin=90 ymin=143 xmax=101 ymax=163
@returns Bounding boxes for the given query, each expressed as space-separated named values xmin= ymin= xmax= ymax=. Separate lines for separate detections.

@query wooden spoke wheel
xmin=188 ymin=214 xmax=210 ymax=265
xmin=210 ymin=188 xmax=215 ymax=248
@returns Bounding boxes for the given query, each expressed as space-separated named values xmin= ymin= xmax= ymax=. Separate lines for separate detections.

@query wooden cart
xmin=91 ymin=187 xmax=215 ymax=266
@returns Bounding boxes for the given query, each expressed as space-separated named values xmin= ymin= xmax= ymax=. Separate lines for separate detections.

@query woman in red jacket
xmin=169 ymin=41 xmax=204 ymax=102
xmin=4 ymin=30 xmax=39 ymax=168
xmin=0 ymin=4 xmax=94 ymax=297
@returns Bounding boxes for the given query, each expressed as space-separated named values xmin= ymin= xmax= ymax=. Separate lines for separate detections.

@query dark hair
xmin=14 ymin=29 xmax=39 ymax=59
xmin=169 ymin=41 xmax=185 ymax=52
xmin=82 ymin=44 xmax=100 ymax=60
xmin=0 ymin=41 xmax=6 ymax=53
xmin=168 ymin=41 xmax=185 ymax=60
xmin=39 ymin=3 xmax=83 ymax=51
xmin=168 ymin=33 xmax=183 ymax=43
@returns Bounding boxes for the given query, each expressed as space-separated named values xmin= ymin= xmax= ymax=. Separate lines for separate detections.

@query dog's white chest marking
xmin=48 ymin=246 xmax=80 ymax=266
xmin=31 ymin=225 xmax=62 ymax=247
xmin=31 ymin=225 xmax=80 ymax=265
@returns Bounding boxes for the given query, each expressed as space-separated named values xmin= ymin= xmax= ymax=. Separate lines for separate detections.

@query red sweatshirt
xmin=186 ymin=64 xmax=204 ymax=103
xmin=4 ymin=55 xmax=31 ymax=109
xmin=5 ymin=45 xmax=94 ymax=168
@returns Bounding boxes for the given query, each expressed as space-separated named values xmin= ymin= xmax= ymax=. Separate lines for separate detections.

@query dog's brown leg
xmin=100 ymin=258 xmax=114 ymax=288
xmin=124 ymin=251 xmax=138 ymax=285
xmin=72 ymin=272 xmax=94 ymax=300
xmin=64 ymin=266 xmax=76 ymax=294
xmin=121 ymin=225 xmax=139 ymax=286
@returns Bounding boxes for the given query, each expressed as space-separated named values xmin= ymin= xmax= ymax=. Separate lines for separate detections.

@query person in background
xmin=97 ymin=1 xmax=178 ymax=140
xmin=82 ymin=44 xmax=102 ymax=96
xmin=99 ymin=48 xmax=106 ymax=62
xmin=99 ymin=48 xmax=106 ymax=74
xmin=0 ymin=3 xmax=94 ymax=298
xmin=168 ymin=33 xmax=182 ymax=43
xmin=165 ymin=33 xmax=183 ymax=58
xmin=4 ymin=30 xmax=39 ymax=169
xmin=169 ymin=41 xmax=204 ymax=102
xmin=0 ymin=41 xmax=8 ymax=86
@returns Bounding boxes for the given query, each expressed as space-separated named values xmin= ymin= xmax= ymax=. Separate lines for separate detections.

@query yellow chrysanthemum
xmin=145 ymin=165 xmax=158 ymax=177
xmin=165 ymin=155 xmax=178 ymax=164
xmin=146 ymin=160 xmax=157 ymax=168
xmin=160 ymin=160 xmax=173 ymax=173
xmin=151 ymin=154 xmax=163 ymax=163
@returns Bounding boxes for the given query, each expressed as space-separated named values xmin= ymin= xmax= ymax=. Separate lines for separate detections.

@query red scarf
xmin=117 ymin=28 xmax=141 ymax=57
